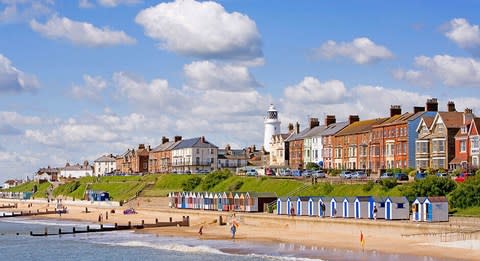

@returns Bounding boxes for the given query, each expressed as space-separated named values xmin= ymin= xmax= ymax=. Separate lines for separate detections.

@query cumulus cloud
xmin=0 ymin=111 xmax=42 ymax=125
xmin=184 ymin=61 xmax=261 ymax=92
xmin=392 ymin=69 xmax=432 ymax=87
xmin=414 ymin=55 xmax=480 ymax=87
xmin=30 ymin=15 xmax=136 ymax=47
xmin=0 ymin=0 xmax=53 ymax=23
xmin=315 ymin=37 xmax=394 ymax=64
xmin=0 ymin=124 xmax=22 ymax=135
xmin=0 ymin=54 xmax=39 ymax=94
xmin=78 ymin=0 xmax=94 ymax=8
xmin=444 ymin=18 xmax=480 ymax=55
xmin=70 ymin=74 xmax=107 ymax=100
xmin=135 ymin=0 xmax=262 ymax=60
xmin=79 ymin=0 xmax=141 ymax=8
xmin=284 ymin=77 xmax=347 ymax=104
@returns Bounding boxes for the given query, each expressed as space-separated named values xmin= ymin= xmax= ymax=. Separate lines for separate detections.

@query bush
xmin=476 ymin=169 xmax=480 ymax=176
xmin=228 ymin=180 xmax=244 ymax=191
xmin=450 ymin=176 xmax=480 ymax=209
xmin=181 ymin=176 xmax=202 ymax=191
xmin=379 ymin=178 xmax=397 ymax=190
xmin=408 ymin=170 xmax=417 ymax=177
xmin=363 ymin=180 xmax=374 ymax=192
xmin=306 ymin=162 xmax=319 ymax=170
xmin=404 ymin=176 xmax=456 ymax=198
xmin=201 ymin=169 xmax=232 ymax=191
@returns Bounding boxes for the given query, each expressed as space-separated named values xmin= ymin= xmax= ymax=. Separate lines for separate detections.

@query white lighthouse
xmin=263 ymin=104 xmax=281 ymax=152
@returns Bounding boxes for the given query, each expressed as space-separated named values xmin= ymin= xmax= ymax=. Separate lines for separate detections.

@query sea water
xmin=0 ymin=218 xmax=460 ymax=261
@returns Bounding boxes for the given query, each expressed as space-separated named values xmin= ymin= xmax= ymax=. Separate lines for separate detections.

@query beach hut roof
xmin=332 ymin=196 xmax=344 ymax=202
xmin=344 ymin=197 xmax=356 ymax=202
xmin=309 ymin=196 xmax=322 ymax=201
xmin=414 ymin=196 xmax=427 ymax=203
xmin=298 ymin=196 xmax=310 ymax=201
xmin=234 ymin=193 xmax=240 ymax=199
xmin=372 ymin=196 xmax=387 ymax=203
xmin=319 ymin=196 xmax=332 ymax=202
xmin=243 ymin=192 xmax=277 ymax=198
xmin=427 ymin=196 xmax=448 ymax=202
xmin=355 ymin=196 xmax=372 ymax=202
xmin=386 ymin=196 xmax=408 ymax=203
xmin=278 ymin=196 xmax=290 ymax=200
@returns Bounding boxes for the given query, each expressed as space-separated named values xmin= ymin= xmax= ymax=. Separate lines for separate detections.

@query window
xmin=196 ymin=148 xmax=199 ymax=154
xmin=416 ymin=141 xmax=428 ymax=154
xmin=460 ymin=140 xmax=466 ymax=152
xmin=397 ymin=203 xmax=404 ymax=209
xmin=380 ymin=203 xmax=385 ymax=208
xmin=433 ymin=140 xmax=445 ymax=153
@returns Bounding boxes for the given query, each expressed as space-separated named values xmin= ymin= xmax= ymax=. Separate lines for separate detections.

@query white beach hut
xmin=342 ymin=197 xmax=355 ymax=218
xmin=354 ymin=196 xmax=372 ymax=219
xmin=384 ymin=197 xmax=409 ymax=220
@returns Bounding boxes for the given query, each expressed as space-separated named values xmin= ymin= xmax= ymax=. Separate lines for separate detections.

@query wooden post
xmin=141 ymin=220 xmax=144 ymax=226
xmin=115 ymin=223 xmax=118 ymax=229
xmin=100 ymin=224 xmax=103 ymax=230
xmin=73 ymin=227 xmax=76 ymax=233
xmin=87 ymin=225 xmax=90 ymax=232
xmin=128 ymin=221 xmax=131 ymax=228
xmin=155 ymin=218 xmax=158 ymax=224
xmin=186 ymin=216 xmax=190 ymax=226
xmin=44 ymin=227 xmax=48 ymax=236
xmin=30 ymin=231 xmax=33 ymax=236
xmin=37 ymin=209 xmax=39 ymax=213
xmin=59 ymin=228 xmax=62 ymax=235
xmin=169 ymin=217 xmax=172 ymax=223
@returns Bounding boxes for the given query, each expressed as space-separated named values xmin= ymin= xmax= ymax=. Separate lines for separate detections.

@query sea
xmin=0 ymin=214 xmax=461 ymax=261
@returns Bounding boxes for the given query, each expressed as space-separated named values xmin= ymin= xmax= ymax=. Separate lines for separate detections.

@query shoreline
xmin=1 ymin=197 xmax=479 ymax=260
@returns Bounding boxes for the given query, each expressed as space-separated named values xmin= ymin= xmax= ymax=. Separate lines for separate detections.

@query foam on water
xmin=1 ymin=218 xmax=99 ymax=228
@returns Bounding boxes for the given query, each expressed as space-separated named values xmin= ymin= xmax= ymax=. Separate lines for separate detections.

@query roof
xmin=427 ymin=196 xmax=448 ymax=203
xmin=321 ymin=121 xmax=349 ymax=136
xmin=63 ymin=164 xmax=93 ymax=171
xmin=471 ymin=118 xmax=480 ymax=134
xmin=387 ymin=196 xmax=408 ymax=203
xmin=372 ymin=196 xmax=387 ymax=202
xmin=94 ymin=155 xmax=116 ymax=162
xmin=422 ymin=116 xmax=435 ymax=128
xmin=172 ymin=137 xmax=218 ymax=150
xmin=152 ymin=140 xmax=179 ymax=152
xmin=374 ymin=113 xmax=416 ymax=128
xmin=302 ymin=125 xmax=328 ymax=139
xmin=336 ymin=118 xmax=389 ymax=136
xmin=355 ymin=196 xmax=372 ymax=202
xmin=285 ymin=128 xmax=311 ymax=142
xmin=437 ymin=111 xmax=464 ymax=129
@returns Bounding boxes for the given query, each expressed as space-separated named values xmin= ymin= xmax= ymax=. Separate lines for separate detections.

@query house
xmin=149 ymin=136 xmax=182 ymax=173
xmin=302 ymin=118 xmax=326 ymax=167
xmin=286 ymin=120 xmax=318 ymax=170
xmin=451 ymin=110 xmax=477 ymax=170
xmin=277 ymin=197 xmax=290 ymax=215
xmin=415 ymin=116 xmax=435 ymax=169
xmin=2 ymin=179 xmax=18 ymax=189
xmin=269 ymin=130 xmax=293 ymax=168
xmin=469 ymin=117 xmax=480 ymax=169
xmin=171 ymin=136 xmax=218 ymax=173
xmin=353 ymin=196 xmax=372 ymax=219
xmin=59 ymin=161 xmax=94 ymax=178
xmin=93 ymin=154 xmax=116 ymax=176
xmin=384 ymin=197 xmax=410 ymax=220
xmin=116 ymin=144 xmax=151 ymax=174
xmin=217 ymin=145 xmax=248 ymax=171
xmin=321 ymin=121 xmax=349 ymax=169
xmin=412 ymin=196 xmax=449 ymax=222
xmin=34 ymin=166 xmax=59 ymax=182
xmin=334 ymin=116 xmax=387 ymax=170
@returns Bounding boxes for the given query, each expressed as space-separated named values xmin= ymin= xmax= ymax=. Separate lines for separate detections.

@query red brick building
xmin=116 ymin=144 xmax=151 ymax=174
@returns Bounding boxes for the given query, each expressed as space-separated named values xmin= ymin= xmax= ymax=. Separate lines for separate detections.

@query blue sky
xmin=1 ymin=0 xmax=480 ymax=180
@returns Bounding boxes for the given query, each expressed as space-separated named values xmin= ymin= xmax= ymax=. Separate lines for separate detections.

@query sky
xmin=1 ymin=0 xmax=480 ymax=180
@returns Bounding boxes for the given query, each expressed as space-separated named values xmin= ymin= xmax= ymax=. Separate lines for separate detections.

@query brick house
xmin=451 ymin=109 xmax=476 ymax=170
xmin=469 ymin=117 xmax=480 ymax=169
xmin=116 ymin=144 xmax=151 ymax=174
xmin=321 ymin=120 xmax=349 ymax=170
xmin=149 ymin=136 xmax=182 ymax=173
xmin=285 ymin=121 xmax=316 ymax=170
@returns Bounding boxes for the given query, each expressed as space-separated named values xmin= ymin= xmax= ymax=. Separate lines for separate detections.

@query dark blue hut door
xmin=343 ymin=201 xmax=348 ymax=217
xmin=355 ymin=201 xmax=360 ymax=218
xmin=386 ymin=201 xmax=391 ymax=220
xmin=427 ymin=203 xmax=432 ymax=221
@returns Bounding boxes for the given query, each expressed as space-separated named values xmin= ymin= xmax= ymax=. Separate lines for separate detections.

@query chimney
xmin=200 ymin=136 xmax=205 ymax=143
xmin=348 ymin=115 xmax=360 ymax=124
xmin=225 ymin=144 xmax=231 ymax=152
xmin=295 ymin=122 xmax=300 ymax=134
xmin=138 ymin=144 xmax=145 ymax=149
xmin=413 ymin=106 xmax=425 ymax=114
xmin=147 ymin=145 xmax=151 ymax=151
xmin=309 ymin=117 xmax=319 ymax=129
xmin=325 ymin=115 xmax=336 ymax=126
xmin=426 ymin=98 xmax=438 ymax=112
xmin=390 ymin=105 xmax=402 ymax=117
xmin=161 ymin=136 xmax=169 ymax=144
xmin=174 ymin=136 xmax=182 ymax=142
xmin=447 ymin=101 xmax=456 ymax=112
xmin=464 ymin=108 xmax=474 ymax=124
xmin=288 ymin=123 xmax=294 ymax=133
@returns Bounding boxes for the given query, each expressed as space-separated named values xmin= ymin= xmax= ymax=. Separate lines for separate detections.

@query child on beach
xmin=230 ymin=223 xmax=237 ymax=240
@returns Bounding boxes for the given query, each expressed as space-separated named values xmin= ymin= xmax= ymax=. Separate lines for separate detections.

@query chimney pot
xmin=309 ymin=117 xmax=319 ymax=129
xmin=162 ymin=136 xmax=169 ymax=144
xmin=390 ymin=105 xmax=402 ymax=117
xmin=295 ymin=122 xmax=300 ymax=134
xmin=348 ymin=115 xmax=360 ymax=124
xmin=325 ymin=115 xmax=336 ymax=126
xmin=174 ymin=136 xmax=182 ymax=142
xmin=413 ymin=106 xmax=425 ymax=114
xmin=426 ymin=98 xmax=438 ymax=112
xmin=447 ymin=101 xmax=456 ymax=112
xmin=288 ymin=123 xmax=294 ymax=133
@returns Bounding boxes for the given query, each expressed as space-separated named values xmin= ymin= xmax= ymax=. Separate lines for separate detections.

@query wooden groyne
xmin=0 ymin=203 xmax=17 ymax=209
xmin=0 ymin=209 xmax=60 ymax=218
xmin=30 ymin=216 xmax=190 ymax=237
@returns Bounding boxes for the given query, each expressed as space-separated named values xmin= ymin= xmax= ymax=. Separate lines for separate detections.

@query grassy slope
xmin=452 ymin=207 xmax=480 ymax=217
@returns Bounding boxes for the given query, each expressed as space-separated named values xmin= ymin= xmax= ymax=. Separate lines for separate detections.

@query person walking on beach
xmin=373 ymin=206 xmax=378 ymax=220
xmin=321 ymin=202 xmax=326 ymax=218
xmin=290 ymin=206 xmax=295 ymax=217
xmin=230 ymin=223 xmax=237 ymax=240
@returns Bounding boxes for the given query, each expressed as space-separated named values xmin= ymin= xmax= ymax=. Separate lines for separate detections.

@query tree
xmin=305 ymin=162 xmax=319 ymax=170
xmin=450 ymin=176 xmax=480 ymax=209
xmin=402 ymin=176 xmax=456 ymax=199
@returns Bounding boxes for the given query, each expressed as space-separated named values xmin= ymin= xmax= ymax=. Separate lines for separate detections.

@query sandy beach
xmin=1 ymin=197 xmax=479 ymax=260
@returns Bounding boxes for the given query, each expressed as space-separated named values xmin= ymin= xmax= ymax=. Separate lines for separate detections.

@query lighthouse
xmin=263 ymin=104 xmax=281 ymax=152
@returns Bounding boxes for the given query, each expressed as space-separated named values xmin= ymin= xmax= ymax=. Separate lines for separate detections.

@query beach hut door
xmin=426 ymin=203 xmax=432 ymax=222
xmin=355 ymin=201 xmax=360 ymax=218
xmin=343 ymin=201 xmax=348 ymax=217
xmin=386 ymin=201 xmax=391 ymax=220
xmin=331 ymin=201 xmax=335 ymax=217
xmin=309 ymin=200 xmax=313 ymax=216
xmin=277 ymin=199 xmax=281 ymax=215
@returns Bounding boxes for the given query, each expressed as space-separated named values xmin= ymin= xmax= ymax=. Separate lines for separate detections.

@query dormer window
xmin=461 ymin=126 xmax=467 ymax=134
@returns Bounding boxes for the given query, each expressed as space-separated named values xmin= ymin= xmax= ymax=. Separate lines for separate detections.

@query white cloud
xmin=0 ymin=0 xmax=53 ymax=24
xmin=392 ymin=69 xmax=432 ymax=87
xmin=284 ymin=77 xmax=346 ymax=104
xmin=135 ymin=0 xmax=262 ymax=60
xmin=184 ymin=61 xmax=261 ymax=92
xmin=97 ymin=0 xmax=141 ymax=7
xmin=78 ymin=0 xmax=94 ymax=8
xmin=315 ymin=37 xmax=394 ymax=64
xmin=30 ymin=15 xmax=136 ymax=47
xmin=0 ymin=54 xmax=39 ymax=94
xmin=70 ymin=74 xmax=107 ymax=100
xmin=414 ymin=55 xmax=480 ymax=87
xmin=0 ymin=111 xmax=42 ymax=125
xmin=444 ymin=18 xmax=480 ymax=55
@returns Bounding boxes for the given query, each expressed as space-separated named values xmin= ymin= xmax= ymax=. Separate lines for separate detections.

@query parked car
xmin=394 ymin=173 xmax=409 ymax=181
xmin=380 ymin=172 xmax=394 ymax=179
xmin=436 ymin=172 xmax=448 ymax=178
xmin=265 ymin=168 xmax=276 ymax=176
xmin=280 ymin=169 xmax=292 ymax=176
xmin=292 ymin=170 xmax=302 ymax=177
xmin=246 ymin=169 xmax=258 ymax=176
xmin=352 ymin=171 xmax=367 ymax=179
xmin=414 ymin=172 xmax=426 ymax=181
xmin=454 ymin=172 xmax=473 ymax=183
xmin=302 ymin=170 xmax=313 ymax=177
xmin=312 ymin=170 xmax=326 ymax=178
xmin=340 ymin=171 xmax=353 ymax=179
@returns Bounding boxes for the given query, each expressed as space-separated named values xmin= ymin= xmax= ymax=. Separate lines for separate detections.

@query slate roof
xmin=336 ymin=118 xmax=389 ymax=137
xmin=152 ymin=140 xmax=179 ymax=152
xmin=284 ymin=128 xmax=311 ymax=142
xmin=172 ymin=137 xmax=218 ymax=150
xmin=438 ymin=112 xmax=464 ymax=129
xmin=422 ymin=117 xmax=435 ymax=128
xmin=321 ymin=121 xmax=349 ymax=136
xmin=355 ymin=196 xmax=372 ymax=202
xmin=387 ymin=196 xmax=409 ymax=203
xmin=303 ymin=125 xmax=328 ymax=139
xmin=94 ymin=155 xmax=116 ymax=162
xmin=374 ymin=113 xmax=416 ymax=128
xmin=63 ymin=164 xmax=92 ymax=171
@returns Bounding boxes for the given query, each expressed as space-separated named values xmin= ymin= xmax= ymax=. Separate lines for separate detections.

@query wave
xmin=0 ymin=218 xmax=99 ymax=228
xmin=104 ymin=240 xmax=326 ymax=261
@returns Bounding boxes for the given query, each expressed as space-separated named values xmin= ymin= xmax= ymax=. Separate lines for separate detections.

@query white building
xmin=264 ymin=104 xmax=281 ymax=152
xmin=94 ymin=154 xmax=117 ymax=176
xmin=217 ymin=145 xmax=248 ymax=170
xmin=171 ymin=136 xmax=218 ymax=173
xmin=3 ymin=180 xmax=18 ymax=189
xmin=59 ymin=161 xmax=94 ymax=178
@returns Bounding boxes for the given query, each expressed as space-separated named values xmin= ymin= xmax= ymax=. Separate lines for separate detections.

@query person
xmin=321 ymin=202 xmax=326 ymax=218
xmin=290 ymin=206 xmax=295 ymax=217
xmin=373 ymin=206 xmax=378 ymax=220
xmin=333 ymin=207 xmax=337 ymax=218
xmin=198 ymin=225 xmax=203 ymax=236
xmin=230 ymin=223 xmax=237 ymax=239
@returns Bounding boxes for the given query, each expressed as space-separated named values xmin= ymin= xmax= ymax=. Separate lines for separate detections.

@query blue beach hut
xmin=317 ymin=197 xmax=330 ymax=218
xmin=384 ymin=197 xmax=409 ymax=220
xmin=342 ymin=197 xmax=355 ymax=218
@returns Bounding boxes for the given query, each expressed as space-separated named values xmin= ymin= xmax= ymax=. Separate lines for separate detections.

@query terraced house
xmin=285 ymin=122 xmax=310 ymax=170
xmin=148 ymin=136 xmax=182 ymax=173
xmin=116 ymin=144 xmax=151 ymax=174
xmin=469 ymin=117 xmax=480 ymax=169
xmin=171 ymin=136 xmax=218 ymax=173
xmin=321 ymin=120 xmax=349 ymax=170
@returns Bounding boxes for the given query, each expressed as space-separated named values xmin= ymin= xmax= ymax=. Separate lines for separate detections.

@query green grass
xmin=6 ymin=181 xmax=36 ymax=193
xmin=452 ymin=207 xmax=480 ymax=217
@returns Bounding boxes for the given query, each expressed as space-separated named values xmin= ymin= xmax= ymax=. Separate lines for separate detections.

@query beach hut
xmin=286 ymin=197 xmax=293 ymax=216
xmin=420 ymin=196 xmax=449 ymax=222
xmin=239 ymin=193 xmax=246 ymax=212
xmin=244 ymin=192 xmax=277 ymax=212
xmin=233 ymin=193 xmax=240 ymax=211
xmin=412 ymin=197 xmax=424 ymax=221
xmin=354 ymin=196 xmax=372 ymax=219
xmin=277 ymin=197 xmax=289 ymax=215
xmin=228 ymin=192 xmax=235 ymax=211
xmin=307 ymin=197 xmax=320 ymax=217
xmin=181 ymin=192 xmax=187 ymax=209
xmin=199 ymin=193 xmax=204 ymax=210
xmin=208 ymin=192 xmax=214 ymax=210
xmin=221 ymin=192 xmax=228 ymax=211
xmin=296 ymin=197 xmax=310 ymax=216
xmin=330 ymin=197 xmax=343 ymax=218
xmin=317 ymin=197 xmax=331 ymax=218
xmin=372 ymin=197 xmax=387 ymax=219
xmin=384 ymin=197 xmax=409 ymax=220
xmin=342 ymin=197 xmax=355 ymax=218
xmin=191 ymin=192 xmax=197 ymax=209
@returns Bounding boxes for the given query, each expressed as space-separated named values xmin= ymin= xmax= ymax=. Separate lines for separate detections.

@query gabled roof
xmin=94 ymin=155 xmax=116 ymax=162
xmin=468 ymin=118 xmax=480 ymax=136
xmin=152 ymin=140 xmax=181 ymax=152
xmin=427 ymin=196 xmax=448 ymax=203
xmin=416 ymin=116 xmax=435 ymax=133
xmin=172 ymin=137 xmax=218 ymax=150
xmin=303 ymin=125 xmax=328 ymax=139
xmin=321 ymin=121 xmax=349 ymax=136
xmin=336 ymin=118 xmax=388 ymax=136
xmin=355 ymin=196 xmax=372 ymax=202
xmin=285 ymin=128 xmax=311 ymax=142
xmin=374 ymin=113 xmax=415 ymax=128
xmin=436 ymin=112 xmax=464 ymax=129
xmin=386 ymin=196 xmax=409 ymax=203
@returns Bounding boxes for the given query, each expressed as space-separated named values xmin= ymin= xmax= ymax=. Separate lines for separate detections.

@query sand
xmin=1 ymin=197 xmax=479 ymax=260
